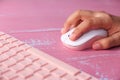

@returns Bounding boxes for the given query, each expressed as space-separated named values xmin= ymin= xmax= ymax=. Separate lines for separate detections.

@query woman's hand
xmin=61 ymin=10 xmax=120 ymax=50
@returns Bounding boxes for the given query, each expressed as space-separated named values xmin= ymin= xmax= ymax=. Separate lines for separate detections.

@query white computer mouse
xmin=61 ymin=28 xmax=107 ymax=50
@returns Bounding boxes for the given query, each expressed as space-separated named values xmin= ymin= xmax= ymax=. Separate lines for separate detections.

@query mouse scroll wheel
xmin=68 ymin=34 xmax=70 ymax=37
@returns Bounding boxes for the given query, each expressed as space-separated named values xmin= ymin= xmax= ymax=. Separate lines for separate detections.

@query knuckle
xmin=74 ymin=10 xmax=80 ymax=15
xmin=65 ymin=18 xmax=72 ymax=24
xmin=112 ymin=34 xmax=120 ymax=46
xmin=64 ymin=20 xmax=72 ymax=27
xmin=85 ymin=19 xmax=93 ymax=26
xmin=64 ymin=21 xmax=69 ymax=27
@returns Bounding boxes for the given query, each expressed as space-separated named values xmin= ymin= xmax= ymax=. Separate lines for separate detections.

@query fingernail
xmin=93 ymin=43 xmax=102 ymax=50
xmin=70 ymin=34 xmax=76 ymax=41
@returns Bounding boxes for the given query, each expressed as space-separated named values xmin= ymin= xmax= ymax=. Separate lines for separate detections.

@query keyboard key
xmin=52 ymin=69 xmax=67 ymax=77
xmin=35 ymin=69 xmax=50 ymax=79
xmin=20 ymin=59 xmax=32 ymax=68
xmin=12 ymin=47 xmax=23 ymax=53
xmin=0 ymin=46 xmax=9 ymax=54
xmin=5 ymin=36 xmax=12 ymax=40
xmin=12 ymin=41 xmax=25 ymax=48
xmin=20 ymin=52 xmax=31 ymax=57
xmin=20 ymin=44 xmax=31 ymax=51
xmin=5 ymin=50 xmax=16 ymax=57
xmin=26 ymin=55 xmax=39 ymax=62
xmin=2 ymin=70 xmax=18 ymax=80
xmin=3 ymin=58 xmax=16 ymax=67
xmin=44 ymin=76 xmax=61 ymax=80
xmin=13 ymin=53 xmax=24 ymax=62
xmin=35 ymin=59 xmax=48 ymax=67
xmin=11 ymin=63 xmax=25 ymax=73
xmin=62 ymin=75 xmax=77 ymax=80
xmin=27 ymin=74 xmax=42 ymax=80
xmin=12 ymin=76 xmax=25 ymax=80
xmin=0 ymin=40 xmax=9 ymax=47
xmin=6 ymin=43 xmax=16 ymax=49
xmin=7 ymin=37 xmax=18 ymax=43
xmin=29 ymin=63 xmax=41 ymax=73
xmin=0 ymin=34 xmax=11 ymax=40
xmin=19 ymin=68 xmax=33 ymax=79
xmin=0 ymin=65 xmax=10 ymax=74
xmin=0 ymin=54 xmax=9 ymax=62
xmin=43 ymin=64 xmax=57 ymax=72
xmin=76 ymin=72 xmax=92 ymax=80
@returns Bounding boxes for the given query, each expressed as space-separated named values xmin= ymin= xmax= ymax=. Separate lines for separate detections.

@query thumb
xmin=92 ymin=34 xmax=120 ymax=50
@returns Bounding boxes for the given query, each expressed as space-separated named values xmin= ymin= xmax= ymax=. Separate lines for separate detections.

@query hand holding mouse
xmin=61 ymin=28 xmax=107 ymax=50
xmin=61 ymin=10 xmax=120 ymax=50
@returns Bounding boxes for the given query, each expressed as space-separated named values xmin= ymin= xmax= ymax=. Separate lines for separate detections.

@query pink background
xmin=0 ymin=0 xmax=120 ymax=80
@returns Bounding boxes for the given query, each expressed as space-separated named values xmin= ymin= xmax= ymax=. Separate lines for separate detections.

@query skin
xmin=61 ymin=10 xmax=120 ymax=50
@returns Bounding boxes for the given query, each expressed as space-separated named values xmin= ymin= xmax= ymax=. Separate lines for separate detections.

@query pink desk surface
xmin=0 ymin=0 xmax=120 ymax=80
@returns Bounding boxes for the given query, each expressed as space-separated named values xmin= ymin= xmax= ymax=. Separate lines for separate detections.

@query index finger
xmin=61 ymin=10 xmax=82 ymax=34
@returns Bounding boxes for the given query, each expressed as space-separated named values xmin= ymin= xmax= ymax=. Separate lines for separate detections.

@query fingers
xmin=69 ymin=19 xmax=92 ymax=41
xmin=61 ymin=11 xmax=82 ymax=34
xmin=92 ymin=33 xmax=120 ymax=50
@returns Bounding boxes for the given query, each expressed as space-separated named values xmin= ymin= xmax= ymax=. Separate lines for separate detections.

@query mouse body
xmin=61 ymin=28 xmax=107 ymax=50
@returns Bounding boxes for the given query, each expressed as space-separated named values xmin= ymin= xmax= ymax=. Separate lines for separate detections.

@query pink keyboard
xmin=0 ymin=32 xmax=98 ymax=80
